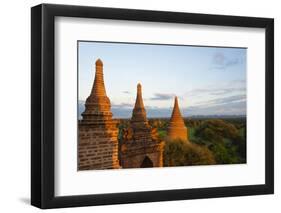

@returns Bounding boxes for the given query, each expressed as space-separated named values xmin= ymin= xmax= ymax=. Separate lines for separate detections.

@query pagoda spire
xmin=167 ymin=97 xmax=189 ymax=142
xmin=90 ymin=58 xmax=107 ymax=97
xmin=81 ymin=59 xmax=112 ymax=123
xmin=135 ymin=83 xmax=145 ymax=109
xmin=131 ymin=83 xmax=148 ymax=125
xmin=170 ymin=97 xmax=185 ymax=126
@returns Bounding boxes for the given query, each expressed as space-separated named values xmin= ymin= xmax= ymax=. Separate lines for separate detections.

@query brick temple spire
xmin=131 ymin=83 xmax=148 ymax=125
xmin=81 ymin=59 xmax=112 ymax=122
xmin=121 ymin=83 xmax=164 ymax=168
xmin=167 ymin=97 xmax=189 ymax=142
xmin=79 ymin=59 xmax=120 ymax=170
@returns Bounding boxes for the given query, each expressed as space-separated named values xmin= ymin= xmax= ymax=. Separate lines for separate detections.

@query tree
xmin=192 ymin=119 xmax=246 ymax=164
xmin=195 ymin=119 xmax=239 ymax=141
xmin=163 ymin=139 xmax=215 ymax=167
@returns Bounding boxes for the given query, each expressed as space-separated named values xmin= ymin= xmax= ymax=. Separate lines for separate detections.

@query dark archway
xmin=140 ymin=156 xmax=153 ymax=168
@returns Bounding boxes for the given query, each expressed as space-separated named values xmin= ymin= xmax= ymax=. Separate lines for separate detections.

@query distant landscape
xmin=118 ymin=116 xmax=246 ymax=166
xmin=79 ymin=102 xmax=246 ymax=166
xmin=78 ymin=101 xmax=246 ymax=119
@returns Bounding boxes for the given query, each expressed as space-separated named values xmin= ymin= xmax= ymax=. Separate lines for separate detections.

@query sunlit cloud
xmin=149 ymin=93 xmax=175 ymax=101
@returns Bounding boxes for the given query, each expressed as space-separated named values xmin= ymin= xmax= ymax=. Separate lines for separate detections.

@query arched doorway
xmin=140 ymin=156 xmax=153 ymax=168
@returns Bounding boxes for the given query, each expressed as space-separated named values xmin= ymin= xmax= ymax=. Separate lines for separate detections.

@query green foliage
xmin=163 ymin=139 xmax=216 ymax=167
xmin=209 ymin=143 xmax=239 ymax=164
xmin=185 ymin=119 xmax=203 ymax=128
xmin=195 ymin=119 xmax=239 ymax=140
xmin=232 ymin=133 xmax=246 ymax=163
xmin=117 ymin=119 xmax=130 ymax=140
xmin=192 ymin=119 xmax=246 ymax=164
xmin=188 ymin=128 xmax=196 ymax=140
xmin=158 ymin=130 xmax=167 ymax=140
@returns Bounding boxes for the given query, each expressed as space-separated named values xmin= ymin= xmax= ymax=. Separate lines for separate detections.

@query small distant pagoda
xmin=120 ymin=83 xmax=164 ymax=168
xmin=167 ymin=97 xmax=189 ymax=142
xmin=78 ymin=59 xmax=120 ymax=170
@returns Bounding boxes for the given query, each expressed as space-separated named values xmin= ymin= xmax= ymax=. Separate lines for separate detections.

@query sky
xmin=78 ymin=41 xmax=246 ymax=118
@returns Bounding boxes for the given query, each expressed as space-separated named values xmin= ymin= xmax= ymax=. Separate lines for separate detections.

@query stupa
xmin=78 ymin=59 xmax=120 ymax=170
xmin=120 ymin=83 xmax=164 ymax=168
xmin=167 ymin=96 xmax=189 ymax=142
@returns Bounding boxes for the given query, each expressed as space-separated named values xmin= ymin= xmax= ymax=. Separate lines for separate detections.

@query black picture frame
xmin=31 ymin=3 xmax=274 ymax=209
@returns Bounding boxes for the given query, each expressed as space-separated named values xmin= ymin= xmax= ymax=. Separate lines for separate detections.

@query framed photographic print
xmin=31 ymin=3 xmax=274 ymax=209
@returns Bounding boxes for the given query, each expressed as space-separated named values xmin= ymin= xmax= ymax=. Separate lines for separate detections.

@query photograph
xmin=78 ymin=41 xmax=247 ymax=171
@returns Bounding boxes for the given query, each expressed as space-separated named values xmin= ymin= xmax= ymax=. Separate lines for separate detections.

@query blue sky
xmin=78 ymin=41 xmax=246 ymax=118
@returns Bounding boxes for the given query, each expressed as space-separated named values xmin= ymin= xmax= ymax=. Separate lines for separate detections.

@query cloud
xmin=209 ymin=87 xmax=246 ymax=96
xmin=197 ymin=94 xmax=246 ymax=107
xmin=111 ymin=102 xmax=134 ymax=108
xmin=210 ymin=52 xmax=244 ymax=71
xmin=183 ymin=100 xmax=246 ymax=116
xmin=185 ymin=80 xmax=246 ymax=97
xmin=149 ymin=93 xmax=175 ymax=101
xmin=185 ymin=88 xmax=209 ymax=97
xmin=185 ymin=86 xmax=245 ymax=97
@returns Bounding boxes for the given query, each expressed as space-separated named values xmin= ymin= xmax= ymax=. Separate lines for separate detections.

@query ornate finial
xmin=95 ymin=58 xmax=103 ymax=66
xmin=174 ymin=96 xmax=179 ymax=107
xmin=137 ymin=83 xmax=142 ymax=94
xmin=91 ymin=58 xmax=107 ymax=97
xmin=134 ymin=83 xmax=144 ymax=109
